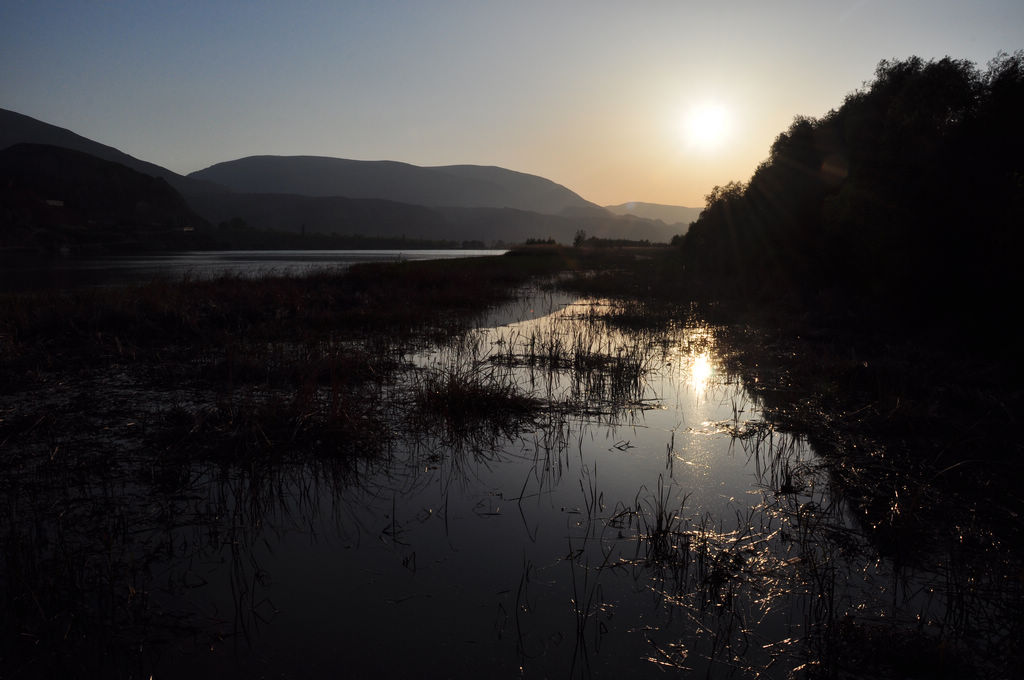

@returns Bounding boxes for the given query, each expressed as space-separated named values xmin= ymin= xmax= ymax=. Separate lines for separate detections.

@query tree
xmin=678 ymin=53 xmax=1022 ymax=332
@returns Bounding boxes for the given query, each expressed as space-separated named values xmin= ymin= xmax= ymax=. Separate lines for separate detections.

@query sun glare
xmin=691 ymin=352 xmax=713 ymax=394
xmin=682 ymin=102 xmax=732 ymax=150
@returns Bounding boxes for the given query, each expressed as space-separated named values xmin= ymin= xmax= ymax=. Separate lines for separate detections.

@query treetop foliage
xmin=680 ymin=53 xmax=1024 ymax=335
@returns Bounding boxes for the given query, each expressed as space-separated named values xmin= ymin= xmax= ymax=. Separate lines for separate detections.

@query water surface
xmin=2 ymin=290 xmax=1012 ymax=678
xmin=0 ymin=249 xmax=506 ymax=291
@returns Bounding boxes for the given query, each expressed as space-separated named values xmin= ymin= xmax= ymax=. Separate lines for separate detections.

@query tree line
xmin=678 ymin=53 xmax=1023 ymax=339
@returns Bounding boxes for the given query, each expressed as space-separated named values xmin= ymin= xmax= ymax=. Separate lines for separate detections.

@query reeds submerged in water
xmin=2 ymin=246 xmax=1021 ymax=678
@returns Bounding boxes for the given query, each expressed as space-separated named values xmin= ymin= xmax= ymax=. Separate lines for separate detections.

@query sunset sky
xmin=2 ymin=1 xmax=1021 ymax=207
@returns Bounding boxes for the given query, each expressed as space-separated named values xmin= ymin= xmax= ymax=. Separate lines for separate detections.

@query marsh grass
xmin=0 ymin=445 xmax=367 ymax=679
xmin=484 ymin=302 xmax=659 ymax=419
xmin=554 ymin=461 xmax=812 ymax=676
xmin=4 ymin=245 xmax=1022 ymax=678
xmin=718 ymin=395 xmax=1024 ymax=679
xmin=409 ymin=362 xmax=544 ymax=442
xmin=0 ymin=250 xmax=580 ymax=459
xmin=520 ymin=288 xmax=1023 ymax=679
xmin=0 ymin=251 xmax=587 ymax=674
xmin=553 ymin=246 xmax=688 ymax=301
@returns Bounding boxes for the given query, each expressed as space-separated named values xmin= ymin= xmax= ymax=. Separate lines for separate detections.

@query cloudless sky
xmin=2 ymin=1 xmax=1021 ymax=207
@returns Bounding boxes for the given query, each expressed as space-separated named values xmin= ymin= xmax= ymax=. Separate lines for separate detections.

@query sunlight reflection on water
xmin=167 ymin=294 xmax=806 ymax=677
xmin=5 ymin=288 xmax=1007 ymax=679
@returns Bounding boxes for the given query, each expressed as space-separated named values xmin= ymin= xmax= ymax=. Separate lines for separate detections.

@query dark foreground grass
xmin=3 ymin=245 xmax=1021 ymax=678
xmin=552 ymin=250 xmax=1024 ymax=678
xmin=0 ymin=249 xmax=588 ymax=677
xmin=1 ymin=246 xmax=643 ymax=462
xmin=1 ymin=248 xmax=564 ymax=354
xmin=555 ymin=248 xmax=1023 ymax=468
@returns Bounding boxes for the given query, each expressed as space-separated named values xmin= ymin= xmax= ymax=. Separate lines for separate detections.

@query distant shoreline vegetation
xmin=210 ymin=218 xmax=497 ymax=251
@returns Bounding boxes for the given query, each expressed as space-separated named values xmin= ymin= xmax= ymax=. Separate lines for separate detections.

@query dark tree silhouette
xmin=679 ymin=53 xmax=1024 ymax=344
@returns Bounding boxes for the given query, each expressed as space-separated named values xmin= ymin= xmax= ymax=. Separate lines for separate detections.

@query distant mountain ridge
xmin=0 ymin=107 xmax=221 ymax=197
xmin=1 ymin=107 xmax=685 ymax=247
xmin=0 ymin=143 xmax=210 ymax=251
xmin=605 ymin=202 xmax=701 ymax=226
xmin=189 ymin=155 xmax=601 ymax=215
xmin=188 ymin=192 xmax=680 ymax=245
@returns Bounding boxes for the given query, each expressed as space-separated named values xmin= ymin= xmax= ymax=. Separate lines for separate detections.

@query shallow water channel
xmin=3 ymin=290 xmax=1002 ymax=678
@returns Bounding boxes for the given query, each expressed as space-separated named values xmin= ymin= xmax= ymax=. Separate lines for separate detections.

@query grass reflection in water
xmin=1 ymin=279 xmax=1019 ymax=678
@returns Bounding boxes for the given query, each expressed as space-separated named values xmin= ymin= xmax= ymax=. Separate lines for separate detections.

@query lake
xmin=4 ymin=281 xmax=1009 ymax=678
xmin=0 ymin=249 xmax=507 ymax=291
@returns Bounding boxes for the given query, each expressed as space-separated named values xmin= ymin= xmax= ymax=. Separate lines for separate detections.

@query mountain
xmin=188 ymin=155 xmax=601 ymax=215
xmin=188 ymin=192 xmax=447 ymax=240
xmin=189 ymin=156 xmax=656 ymax=243
xmin=0 ymin=108 xmax=681 ymax=246
xmin=605 ymin=202 xmax=701 ymax=227
xmin=0 ymin=143 xmax=210 ymax=251
xmin=425 ymin=164 xmax=604 ymax=215
xmin=189 ymin=190 xmax=681 ymax=246
xmin=0 ymin=107 xmax=222 ymax=197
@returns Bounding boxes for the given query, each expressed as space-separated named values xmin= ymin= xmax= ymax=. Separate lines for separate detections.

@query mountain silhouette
xmin=0 ymin=143 xmax=209 ymax=251
xmin=0 ymin=107 xmax=222 ymax=197
xmin=604 ymin=202 xmax=701 ymax=227
xmin=189 ymin=192 xmax=680 ymax=245
xmin=0 ymin=108 xmax=685 ymax=246
xmin=189 ymin=155 xmax=601 ymax=215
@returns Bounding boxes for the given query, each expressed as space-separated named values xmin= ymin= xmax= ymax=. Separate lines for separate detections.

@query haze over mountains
xmin=1 ymin=107 xmax=696 ymax=251
xmin=604 ymin=202 xmax=701 ymax=227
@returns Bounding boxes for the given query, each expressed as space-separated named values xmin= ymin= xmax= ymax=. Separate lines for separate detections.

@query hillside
xmin=426 ymin=164 xmax=604 ymax=215
xmin=0 ymin=108 xmax=222 ymax=197
xmin=605 ymin=202 xmax=701 ymax=227
xmin=0 ymin=143 xmax=211 ymax=252
xmin=188 ymin=155 xmax=600 ymax=215
xmin=188 ymin=192 xmax=446 ymax=240
xmin=190 ymin=191 xmax=679 ymax=245
xmin=0 ymin=108 xmax=680 ymax=246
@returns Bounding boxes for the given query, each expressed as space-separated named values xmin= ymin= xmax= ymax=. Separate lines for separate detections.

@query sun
xmin=682 ymin=102 xmax=732 ymax=150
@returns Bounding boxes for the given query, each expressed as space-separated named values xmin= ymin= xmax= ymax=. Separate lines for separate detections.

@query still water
xmin=0 ymin=249 xmax=506 ymax=291
xmin=2 ymin=289 xmax=1011 ymax=678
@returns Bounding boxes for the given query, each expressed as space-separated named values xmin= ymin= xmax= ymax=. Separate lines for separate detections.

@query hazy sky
xmin=2 ymin=1 xmax=1021 ymax=207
